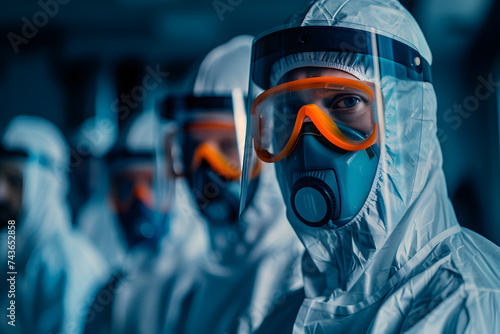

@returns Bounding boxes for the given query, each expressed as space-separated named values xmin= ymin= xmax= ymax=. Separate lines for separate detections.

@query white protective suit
xmin=105 ymin=180 xmax=207 ymax=334
xmin=256 ymin=1 xmax=500 ymax=333
xmin=107 ymin=35 xmax=305 ymax=334
xmin=78 ymin=111 xmax=207 ymax=334
xmin=182 ymin=35 xmax=305 ymax=334
xmin=0 ymin=116 xmax=108 ymax=334
xmin=79 ymin=111 xmax=206 ymax=334
xmin=77 ymin=110 xmax=167 ymax=273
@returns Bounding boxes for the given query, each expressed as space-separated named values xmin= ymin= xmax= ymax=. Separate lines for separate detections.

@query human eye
xmin=330 ymin=95 xmax=363 ymax=110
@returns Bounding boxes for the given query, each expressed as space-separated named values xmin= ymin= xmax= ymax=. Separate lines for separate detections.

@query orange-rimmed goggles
xmin=186 ymin=120 xmax=261 ymax=180
xmin=251 ymin=77 xmax=379 ymax=163
xmin=191 ymin=142 xmax=241 ymax=180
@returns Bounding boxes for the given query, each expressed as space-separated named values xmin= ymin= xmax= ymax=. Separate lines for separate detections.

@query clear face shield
xmin=0 ymin=142 xmax=71 ymax=234
xmin=107 ymin=144 xmax=173 ymax=249
xmin=241 ymin=24 xmax=429 ymax=231
xmin=161 ymin=95 xmax=261 ymax=225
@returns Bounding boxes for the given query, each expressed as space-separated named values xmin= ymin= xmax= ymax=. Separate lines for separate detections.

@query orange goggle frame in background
xmin=186 ymin=120 xmax=261 ymax=180
xmin=111 ymin=178 xmax=155 ymax=213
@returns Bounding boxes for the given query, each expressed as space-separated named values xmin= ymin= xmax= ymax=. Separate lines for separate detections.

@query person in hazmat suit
xmin=102 ymin=35 xmax=304 ymax=334
xmin=239 ymin=0 xmax=500 ymax=332
xmin=172 ymin=34 xmax=304 ymax=334
xmin=0 ymin=115 xmax=108 ymax=334
xmin=77 ymin=111 xmax=173 ymax=275
xmin=80 ymin=110 xmax=206 ymax=334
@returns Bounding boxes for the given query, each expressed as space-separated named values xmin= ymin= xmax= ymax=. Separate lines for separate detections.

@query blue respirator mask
xmin=116 ymin=198 xmax=168 ymax=250
xmin=242 ymin=76 xmax=380 ymax=228
xmin=184 ymin=135 xmax=259 ymax=226
xmin=190 ymin=161 xmax=241 ymax=225
xmin=111 ymin=165 xmax=169 ymax=250
xmin=160 ymin=95 xmax=262 ymax=226
xmin=276 ymin=122 xmax=378 ymax=228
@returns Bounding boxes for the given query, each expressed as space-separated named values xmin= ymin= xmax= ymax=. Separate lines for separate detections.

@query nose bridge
xmin=208 ymin=140 xmax=240 ymax=169
xmin=191 ymin=142 xmax=214 ymax=170
xmin=192 ymin=142 xmax=241 ymax=180
xmin=301 ymin=103 xmax=324 ymax=126
xmin=300 ymin=134 xmax=321 ymax=169
xmin=280 ymin=104 xmax=322 ymax=167
xmin=288 ymin=104 xmax=324 ymax=149
xmin=298 ymin=132 xmax=343 ymax=171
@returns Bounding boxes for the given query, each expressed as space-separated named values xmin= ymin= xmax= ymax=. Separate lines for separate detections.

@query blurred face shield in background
xmin=106 ymin=110 xmax=174 ymax=250
xmin=161 ymin=94 xmax=260 ymax=226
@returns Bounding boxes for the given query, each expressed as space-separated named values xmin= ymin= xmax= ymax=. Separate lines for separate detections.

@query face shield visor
xmin=107 ymin=147 xmax=173 ymax=249
xmin=0 ymin=143 xmax=70 ymax=237
xmin=241 ymin=24 xmax=430 ymax=229
xmin=161 ymin=95 xmax=260 ymax=225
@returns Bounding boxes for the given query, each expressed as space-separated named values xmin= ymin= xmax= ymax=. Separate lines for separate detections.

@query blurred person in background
xmin=81 ymin=110 xmax=206 ymax=334
xmin=96 ymin=34 xmax=304 ymax=334
xmin=240 ymin=0 xmax=500 ymax=332
xmin=77 ymin=111 xmax=172 ymax=275
xmin=166 ymin=34 xmax=304 ymax=334
xmin=0 ymin=115 xmax=108 ymax=334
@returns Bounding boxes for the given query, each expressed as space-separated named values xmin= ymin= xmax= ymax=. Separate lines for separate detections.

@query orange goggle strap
xmin=191 ymin=142 xmax=261 ymax=180
xmin=251 ymin=77 xmax=378 ymax=163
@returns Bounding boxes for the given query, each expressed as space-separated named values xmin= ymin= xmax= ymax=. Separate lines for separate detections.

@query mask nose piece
xmin=291 ymin=177 xmax=336 ymax=227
